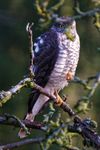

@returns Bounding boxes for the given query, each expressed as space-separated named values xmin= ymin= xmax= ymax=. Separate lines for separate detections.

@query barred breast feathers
xmin=48 ymin=29 xmax=80 ymax=89
xmin=67 ymin=32 xmax=80 ymax=74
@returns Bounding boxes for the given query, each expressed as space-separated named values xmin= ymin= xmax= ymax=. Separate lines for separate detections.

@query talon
xmin=54 ymin=91 xmax=63 ymax=106
xmin=66 ymin=71 xmax=73 ymax=81
xmin=25 ymin=113 xmax=34 ymax=122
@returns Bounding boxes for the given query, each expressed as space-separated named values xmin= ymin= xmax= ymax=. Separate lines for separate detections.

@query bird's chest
xmin=48 ymin=34 xmax=70 ymax=89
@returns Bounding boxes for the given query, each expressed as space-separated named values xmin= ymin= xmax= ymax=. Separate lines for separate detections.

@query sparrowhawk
xmin=18 ymin=16 xmax=80 ymax=138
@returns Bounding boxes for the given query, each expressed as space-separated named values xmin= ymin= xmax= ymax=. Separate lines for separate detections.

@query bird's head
xmin=52 ymin=16 xmax=76 ymax=40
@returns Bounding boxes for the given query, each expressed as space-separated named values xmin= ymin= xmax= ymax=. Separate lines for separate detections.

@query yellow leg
xmin=66 ymin=71 xmax=73 ymax=81
xmin=54 ymin=90 xmax=63 ymax=106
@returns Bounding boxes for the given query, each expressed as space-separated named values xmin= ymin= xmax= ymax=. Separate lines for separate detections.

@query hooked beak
xmin=64 ymin=25 xmax=75 ymax=41
xmin=64 ymin=26 xmax=71 ymax=34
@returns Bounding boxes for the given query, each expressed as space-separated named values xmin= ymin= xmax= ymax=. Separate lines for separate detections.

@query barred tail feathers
xmin=29 ymin=84 xmax=54 ymax=120
xmin=18 ymin=86 xmax=52 ymax=139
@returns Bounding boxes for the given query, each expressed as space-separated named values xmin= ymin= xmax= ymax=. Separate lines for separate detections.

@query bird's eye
xmin=60 ymin=24 xmax=63 ymax=28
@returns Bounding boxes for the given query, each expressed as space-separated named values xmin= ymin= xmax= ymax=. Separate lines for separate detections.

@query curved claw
xmin=66 ymin=71 xmax=73 ymax=81
xmin=54 ymin=91 xmax=63 ymax=106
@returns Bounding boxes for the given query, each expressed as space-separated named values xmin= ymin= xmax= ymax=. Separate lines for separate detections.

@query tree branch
xmin=1 ymin=73 xmax=99 ymax=116
xmin=73 ymin=72 xmax=100 ymax=112
xmin=0 ymin=78 xmax=31 ymax=106
xmin=0 ymin=76 xmax=75 ymax=117
xmin=0 ymin=115 xmax=44 ymax=131
xmin=69 ymin=117 xmax=100 ymax=148
xmin=26 ymin=23 xmax=34 ymax=78
xmin=0 ymin=115 xmax=100 ymax=150
xmin=73 ymin=0 xmax=100 ymax=31
xmin=73 ymin=8 xmax=100 ymax=20
xmin=0 ymin=137 xmax=45 ymax=150
xmin=73 ymin=0 xmax=85 ymax=15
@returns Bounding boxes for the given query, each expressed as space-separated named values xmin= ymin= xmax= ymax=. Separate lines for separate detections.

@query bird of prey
xmin=18 ymin=16 xmax=80 ymax=138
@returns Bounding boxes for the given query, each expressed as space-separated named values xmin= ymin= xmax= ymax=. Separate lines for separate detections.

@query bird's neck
xmin=50 ymin=27 xmax=78 ymax=42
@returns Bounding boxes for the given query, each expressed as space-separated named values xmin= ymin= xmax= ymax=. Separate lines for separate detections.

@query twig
xmin=64 ymin=147 xmax=79 ymax=150
xmin=50 ymin=0 xmax=64 ymax=11
xmin=26 ymin=23 xmax=34 ymax=78
xmin=0 ymin=78 xmax=31 ymax=106
xmin=73 ymin=73 xmax=100 ymax=111
xmin=0 ymin=115 xmax=44 ymax=130
xmin=73 ymin=0 xmax=100 ymax=32
xmin=0 ymin=137 xmax=45 ymax=150
xmin=88 ymin=72 xmax=100 ymax=99
xmin=73 ymin=72 xmax=100 ymax=91
xmin=73 ymin=0 xmax=85 ymax=15
xmin=35 ymin=0 xmax=64 ymax=17
xmin=73 ymin=0 xmax=100 ymax=19
xmin=73 ymin=8 xmax=100 ymax=20
xmin=4 ymin=114 xmax=30 ymax=135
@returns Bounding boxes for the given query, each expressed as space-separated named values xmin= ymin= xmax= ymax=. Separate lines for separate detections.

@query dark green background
xmin=0 ymin=0 xmax=100 ymax=149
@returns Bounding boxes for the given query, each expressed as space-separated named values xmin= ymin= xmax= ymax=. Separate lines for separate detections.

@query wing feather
xmin=28 ymin=30 xmax=59 ymax=113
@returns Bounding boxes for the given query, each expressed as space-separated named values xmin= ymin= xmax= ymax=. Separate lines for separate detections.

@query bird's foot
xmin=66 ymin=71 xmax=73 ymax=81
xmin=54 ymin=91 xmax=63 ymax=106
xmin=18 ymin=113 xmax=34 ymax=139
xmin=25 ymin=113 xmax=34 ymax=122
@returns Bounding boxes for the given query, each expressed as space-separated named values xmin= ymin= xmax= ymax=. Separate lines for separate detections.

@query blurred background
xmin=0 ymin=0 xmax=100 ymax=149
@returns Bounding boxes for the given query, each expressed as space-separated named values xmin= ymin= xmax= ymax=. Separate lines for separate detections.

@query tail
xmin=18 ymin=89 xmax=50 ymax=138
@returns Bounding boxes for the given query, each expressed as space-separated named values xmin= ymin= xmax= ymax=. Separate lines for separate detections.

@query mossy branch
xmin=0 ymin=115 xmax=44 ymax=130
xmin=0 ymin=114 xmax=100 ymax=150
xmin=0 ymin=137 xmax=45 ymax=150
xmin=0 ymin=78 xmax=31 ymax=107
xmin=0 ymin=76 xmax=75 ymax=117
xmin=73 ymin=72 xmax=100 ymax=113
xmin=34 ymin=0 xmax=100 ymax=30
xmin=73 ymin=0 xmax=100 ymax=31
xmin=73 ymin=8 xmax=100 ymax=20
